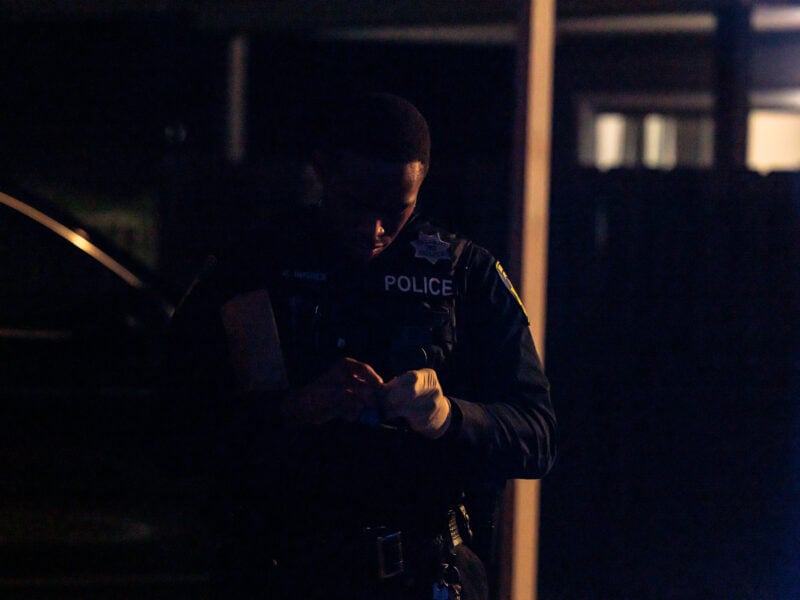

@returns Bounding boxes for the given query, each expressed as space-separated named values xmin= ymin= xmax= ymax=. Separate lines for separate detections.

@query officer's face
xmin=321 ymin=152 xmax=426 ymax=263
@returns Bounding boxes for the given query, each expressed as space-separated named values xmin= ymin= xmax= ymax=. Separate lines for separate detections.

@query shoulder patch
xmin=411 ymin=232 xmax=451 ymax=265
xmin=496 ymin=261 xmax=529 ymax=323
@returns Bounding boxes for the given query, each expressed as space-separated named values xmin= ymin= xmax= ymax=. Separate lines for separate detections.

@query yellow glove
xmin=382 ymin=368 xmax=452 ymax=439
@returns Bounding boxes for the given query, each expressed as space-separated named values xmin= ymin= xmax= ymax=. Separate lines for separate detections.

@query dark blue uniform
xmin=164 ymin=208 xmax=556 ymax=599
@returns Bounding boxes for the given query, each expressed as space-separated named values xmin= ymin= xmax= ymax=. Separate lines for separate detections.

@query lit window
xmin=747 ymin=110 xmax=800 ymax=173
xmin=594 ymin=113 xmax=628 ymax=170
xmin=643 ymin=114 xmax=677 ymax=169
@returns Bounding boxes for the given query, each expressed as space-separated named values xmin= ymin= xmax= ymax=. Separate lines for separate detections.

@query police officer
xmin=164 ymin=93 xmax=556 ymax=599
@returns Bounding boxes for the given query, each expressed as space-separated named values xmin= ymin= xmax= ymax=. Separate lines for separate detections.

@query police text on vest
xmin=384 ymin=274 xmax=454 ymax=296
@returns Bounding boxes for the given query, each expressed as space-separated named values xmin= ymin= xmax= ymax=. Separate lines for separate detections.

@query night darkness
xmin=2 ymin=11 xmax=800 ymax=600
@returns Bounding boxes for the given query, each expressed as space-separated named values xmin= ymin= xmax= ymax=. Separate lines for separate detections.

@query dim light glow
xmin=0 ymin=328 xmax=72 ymax=340
xmin=318 ymin=7 xmax=800 ymax=46
xmin=643 ymin=113 xmax=678 ymax=170
xmin=752 ymin=7 xmax=800 ymax=31
xmin=559 ymin=13 xmax=716 ymax=35
xmin=318 ymin=24 xmax=516 ymax=45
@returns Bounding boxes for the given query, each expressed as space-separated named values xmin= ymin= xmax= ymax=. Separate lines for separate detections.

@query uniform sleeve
xmin=443 ymin=245 xmax=557 ymax=481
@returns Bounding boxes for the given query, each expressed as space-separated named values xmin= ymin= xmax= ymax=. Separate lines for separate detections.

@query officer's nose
xmin=356 ymin=217 xmax=386 ymax=240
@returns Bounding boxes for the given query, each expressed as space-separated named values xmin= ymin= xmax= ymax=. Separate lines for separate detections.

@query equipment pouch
xmin=390 ymin=301 xmax=455 ymax=375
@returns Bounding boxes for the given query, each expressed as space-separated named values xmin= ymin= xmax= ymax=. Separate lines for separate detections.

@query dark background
xmin=1 ymin=7 xmax=799 ymax=599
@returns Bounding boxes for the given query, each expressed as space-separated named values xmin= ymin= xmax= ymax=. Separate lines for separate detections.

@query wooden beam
xmin=0 ymin=0 xmax=519 ymax=28
xmin=557 ymin=0 xmax=782 ymax=17
xmin=1 ymin=0 xmax=792 ymax=27
xmin=500 ymin=0 xmax=555 ymax=598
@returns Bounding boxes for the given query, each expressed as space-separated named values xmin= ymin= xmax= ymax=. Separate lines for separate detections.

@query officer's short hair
xmin=317 ymin=92 xmax=431 ymax=166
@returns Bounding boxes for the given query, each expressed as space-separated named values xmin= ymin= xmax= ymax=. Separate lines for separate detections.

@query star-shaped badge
xmin=410 ymin=232 xmax=451 ymax=265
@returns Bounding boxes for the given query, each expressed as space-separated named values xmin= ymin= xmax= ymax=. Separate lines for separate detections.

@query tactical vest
xmin=212 ymin=215 xmax=501 ymax=536
xmin=273 ymin=219 xmax=472 ymax=389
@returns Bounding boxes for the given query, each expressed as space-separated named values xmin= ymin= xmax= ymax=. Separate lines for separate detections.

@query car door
xmin=0 ymin=193 xmax=173 ymax=494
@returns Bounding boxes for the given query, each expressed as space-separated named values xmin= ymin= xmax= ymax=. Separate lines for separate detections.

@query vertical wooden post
xmin=500 ymin=1 xmax=555 ymax=599
xmin=226 ymin=33 xmax=248 ymax=165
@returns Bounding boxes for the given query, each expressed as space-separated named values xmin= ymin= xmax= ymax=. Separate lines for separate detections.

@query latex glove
xmin=382 ymin=368 xmax=452 ymax=439
xmin=282 ymin=357 xmax=383 ymax=426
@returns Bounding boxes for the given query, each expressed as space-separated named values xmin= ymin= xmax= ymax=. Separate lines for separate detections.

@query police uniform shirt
xmin=165 ymin=206 xmax=556 ymax=550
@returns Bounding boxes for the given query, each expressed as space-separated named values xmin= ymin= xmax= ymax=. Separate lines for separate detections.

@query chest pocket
xmin=388 ymin=299 xmax=456 ymax=377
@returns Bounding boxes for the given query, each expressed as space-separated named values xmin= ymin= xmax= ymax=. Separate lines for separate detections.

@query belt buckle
xmin=374 ymin=529 xmax=404 ymax=579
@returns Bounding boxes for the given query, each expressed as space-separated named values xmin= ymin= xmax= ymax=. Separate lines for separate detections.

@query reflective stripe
xmin=0 ymin=191 xmax=143 ymax=289
xmin=220 ymin=289 xmax=288 ymax=393
xmin=495 ymin=261 xmax=529 ymax=323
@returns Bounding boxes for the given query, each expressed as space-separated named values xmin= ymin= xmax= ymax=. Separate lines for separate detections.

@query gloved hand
xmin=382 ymin=368 xmax=452 ymax=439
xmin=281 ymin=357 xmax=384 ymax=426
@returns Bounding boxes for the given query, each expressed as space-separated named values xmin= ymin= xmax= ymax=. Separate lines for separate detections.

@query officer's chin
xmin=346 ymin=242 xmax=387 ymax=263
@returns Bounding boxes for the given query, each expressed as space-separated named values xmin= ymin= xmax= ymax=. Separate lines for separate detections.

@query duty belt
xmin=447 ymin=508 xmax=464 ymax=548
xmin=366 ymin=509 xmax=465 ymax=581
xmin=364 ymin=526 xmax=404 ymax=579
xmin=278 ymin=508 xmax=468 ymax=584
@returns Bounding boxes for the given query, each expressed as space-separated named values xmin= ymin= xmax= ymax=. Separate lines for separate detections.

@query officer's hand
xmin=382 ymin=368 xmax=452 ymax=439
xmin=282 ymin=357 xmax=383 ymax=426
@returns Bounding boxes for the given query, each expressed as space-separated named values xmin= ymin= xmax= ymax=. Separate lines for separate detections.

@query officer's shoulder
xmin=461 ymin=245 xmax=529 ymax=322
xmin=412 ymin=217 xmax=501 ymax=268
